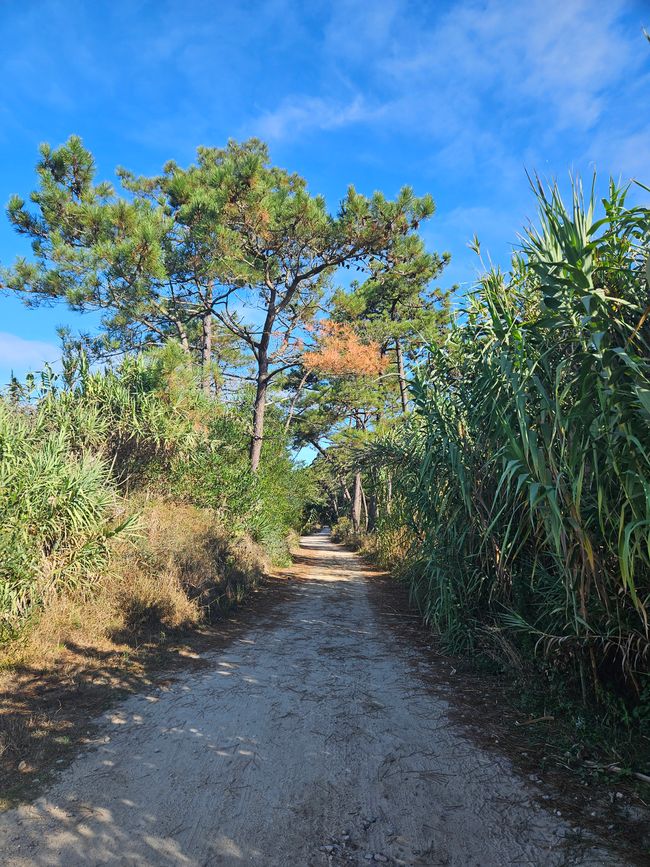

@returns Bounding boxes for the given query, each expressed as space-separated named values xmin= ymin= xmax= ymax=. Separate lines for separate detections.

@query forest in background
xmin=1 ymin=136 xmax=649 ymax=751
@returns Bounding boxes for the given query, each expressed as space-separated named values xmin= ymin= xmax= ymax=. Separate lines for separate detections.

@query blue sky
xmin=1 ymin=0 xmax=649 ymax=382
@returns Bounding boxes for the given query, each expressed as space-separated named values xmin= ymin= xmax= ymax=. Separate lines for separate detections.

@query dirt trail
xmin=0 ymin=533 xmax=622 ymax=866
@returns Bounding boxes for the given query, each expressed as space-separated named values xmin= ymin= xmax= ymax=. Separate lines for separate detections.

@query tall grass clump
xmin=0 ymin=399 xmax=127 ymax=635
xmin=369 ymin=177 xmax=650 ymax=702
xmin=0 ymin=343 xmax=305 ymax=636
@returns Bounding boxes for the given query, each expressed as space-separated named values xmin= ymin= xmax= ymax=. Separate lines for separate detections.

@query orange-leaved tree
xmin=302 ymin=321 xmax=387 ymax=378
xmin=295 ymin=320 xmax=388 ymax=532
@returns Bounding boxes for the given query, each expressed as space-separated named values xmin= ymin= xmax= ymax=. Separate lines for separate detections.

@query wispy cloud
xmin=254 ymin=0 xmax=648 ymax=281
xmin=251 ymin=95 xmax=378 ymax=141
xmin=1 ymin=0 xmax=647 ymax=316
xmin=253 ymin=0 xmax=647 ymax=177
xmin=0 ymin=332 xmax=60 ymax=374
xmin=374 ymin=0 xmax=639 ymax=130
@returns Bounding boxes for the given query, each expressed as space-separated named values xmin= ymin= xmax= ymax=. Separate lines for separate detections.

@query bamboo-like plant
xmin=0 ymin=342 xmax=306 ymax=631
xmin=366 ymin=176 xmax=650 ymax=698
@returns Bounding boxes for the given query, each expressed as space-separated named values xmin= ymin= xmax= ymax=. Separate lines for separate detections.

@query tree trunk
xmin=201 ymin=309 xmax=213 ymax=396
xmin=172 ymin=318 xmax=191 ymax=355
xmin=367 ymin=492 xmax=378 ymax=532
xmin=309 ymin=439 xmax=352 ymax=503
xmin=250 ymin=369 xmax=267 ymax=473
xmin=249 ymin=300 xmax=276 ymax=473
xmin=352 ymin=471 xmax=363 ymax=534
xmin=395 ymin=338 xmax=409 ymax=414
xmin=360 ymin=482 xmax=369 ymax=532
xmin=284 ymin=371 xmax=309 ymax=433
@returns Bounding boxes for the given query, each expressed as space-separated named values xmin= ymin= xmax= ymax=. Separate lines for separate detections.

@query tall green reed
xmin=367 ymin=177 xmax=650 ymax=697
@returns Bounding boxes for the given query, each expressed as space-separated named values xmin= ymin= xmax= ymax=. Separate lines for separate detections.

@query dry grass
xmin=0 ymin=498 xmax=272 ymax=807
xmin=357 ymin=525 xmax=416 ymax=573
xmin=3 ymin=498 xmax=270 ymax=669
xmin=332 ymin=520 xmax=416 ymax=576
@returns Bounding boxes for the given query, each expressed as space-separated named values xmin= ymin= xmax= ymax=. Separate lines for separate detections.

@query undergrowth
xmin=1 ymin=498 xmax=269 ymax=670
xmin=0 ymin=344 xmax=304 ymax=645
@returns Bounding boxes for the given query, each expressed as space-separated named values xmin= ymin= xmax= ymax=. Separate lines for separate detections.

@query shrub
xmin=0 ymin=344 xmax=304 ymax=634
xmin=0 ymin=400 xmax=128 ymax=634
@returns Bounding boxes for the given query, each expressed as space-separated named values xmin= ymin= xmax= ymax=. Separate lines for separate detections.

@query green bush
xmin=0 ymin=401 xmax=127 ymax=632
xmin=0 ymin=344 xmax=305 ymax=631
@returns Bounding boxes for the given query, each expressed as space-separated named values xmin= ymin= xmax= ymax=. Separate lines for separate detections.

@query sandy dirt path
xmin=0 ymin=533 xmax=622 ymax=866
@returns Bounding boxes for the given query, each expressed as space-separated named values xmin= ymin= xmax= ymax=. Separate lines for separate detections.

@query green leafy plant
xmin=362 ymin=176 xmax=650 ymax=701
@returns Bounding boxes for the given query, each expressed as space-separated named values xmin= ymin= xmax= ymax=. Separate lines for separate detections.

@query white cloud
xmin=238 ymin=0 xmax=649 ymax=299
xmin=252 ymin=0 xmax=645 ymax=175
xmin=379 ymin=0 xmax=636 ymax=128
xmin=337 ymin=0 xmax=636 ymax=119
xmin=0 ymin=332 xmax=60 ymax=372
xmin=251 ymin=95 xmax=378 ymax=141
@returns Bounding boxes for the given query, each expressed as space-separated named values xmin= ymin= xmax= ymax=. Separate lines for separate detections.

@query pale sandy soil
xmin=0 ymin=533 xmax=625 ymax=865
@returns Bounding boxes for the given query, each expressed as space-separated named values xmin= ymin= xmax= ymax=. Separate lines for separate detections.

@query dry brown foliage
xmin=0 ymin=499 xmax=272 ymax=807
xmin=1 ymin=500 xmax=270 ymax=670
xmin=302 ymin=321 xmax=387 ymax=377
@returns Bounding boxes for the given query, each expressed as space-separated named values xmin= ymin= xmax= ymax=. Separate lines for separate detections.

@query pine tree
xmin=4 ymin=136 xmax=436 ymax=471
xmin=332 ymin=235 xmax=450 ymax=412
xmin=168 ymin=140 xmax=436 ymax=471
